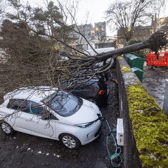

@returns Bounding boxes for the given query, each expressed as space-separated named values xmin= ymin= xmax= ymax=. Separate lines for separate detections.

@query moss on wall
xmin=121 ymin=66 xmax=132 ymax=72
xmin=127 ymin=84 xmax=168 ymax=168
xmin=118 ymin=56 xmax=123 ymax=60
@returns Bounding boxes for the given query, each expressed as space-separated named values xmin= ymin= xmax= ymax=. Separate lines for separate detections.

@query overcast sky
xmin=72 ymin=0 xmax=112 ymax=25
xmin=24 ymin=0 xmax=112 ymax=25
xmin=6 ymin=0 xmax=168 ymax=37
xmin=23 ymin=0 xmax=168 ymax=35
xmin=25 ymin=0 xmax=168 ymax=23
xmin=74 ymin=0 xmax=168 ymax=24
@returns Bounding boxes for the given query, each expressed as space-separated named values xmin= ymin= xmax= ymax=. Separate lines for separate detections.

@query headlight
xmin=75 ymin=121 xmax=95 ymax=128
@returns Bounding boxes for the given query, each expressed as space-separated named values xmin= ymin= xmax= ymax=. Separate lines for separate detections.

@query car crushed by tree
xmin=0 ymin=86 xmax=102 ymax=149
xmin=0 ymin=0 xmax=167 ymax=152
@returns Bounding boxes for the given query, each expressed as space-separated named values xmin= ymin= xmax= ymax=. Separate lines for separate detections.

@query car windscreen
xmin=42 ymin=91 xmax=82 ymax=117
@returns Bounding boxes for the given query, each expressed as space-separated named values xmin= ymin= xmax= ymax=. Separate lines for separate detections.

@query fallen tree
xmin=57 ymin=30 xmax=167 ymax=76
xmin=0 ymin=0 xmax=167 ymax=91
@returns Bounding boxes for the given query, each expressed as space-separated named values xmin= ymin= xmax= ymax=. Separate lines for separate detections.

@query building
xmin=94 ymin=22 xmax=106 ymax=42
xmin=73 ymin=22 xmax=115 ymax=51
xmin=117 ymin=15 xmax=168 ymax=46
xmin=132 ymin=26 xmax=151 ymax=40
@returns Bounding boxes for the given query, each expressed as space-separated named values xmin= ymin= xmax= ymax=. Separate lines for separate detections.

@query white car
xmin=0 ymin=86 xmax=102 ymax=149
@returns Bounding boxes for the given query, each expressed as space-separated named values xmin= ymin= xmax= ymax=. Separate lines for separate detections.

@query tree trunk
xmin=95 ymin=30 xmax=167 ymax=61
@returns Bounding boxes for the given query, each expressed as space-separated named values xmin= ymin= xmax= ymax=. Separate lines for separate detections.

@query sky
xmin=23 ymin=0 xmax=112 ymax=24
xmin=62 ymin=0 xmax=168 ymax=37
xmin=4 ymin=0 xmax=168 ymax=21
xmin=69 ymin=0 xmax=112 ymax=25
xmin=22 ymin=0 xmax=168 ymax=35
xmin=73 ymin=0 xmax=168 ymax=24
xmin=16 ymin=0 xmax=113 ymax=35
xmin=4 ymin=0 xmax=168 ymax=36
xmin=24 ymin=0 xmax=168 ymax=23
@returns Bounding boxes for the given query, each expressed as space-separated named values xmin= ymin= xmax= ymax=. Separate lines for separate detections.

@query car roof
xmin=4 ymin=86 xmax=58 ymax=103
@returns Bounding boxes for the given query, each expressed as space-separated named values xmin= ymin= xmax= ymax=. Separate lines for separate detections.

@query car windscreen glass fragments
xmin=43 ymin=91 xmax=82 ymax=117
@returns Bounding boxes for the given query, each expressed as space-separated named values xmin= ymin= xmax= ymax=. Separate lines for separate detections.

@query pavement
xmin=142 ymin=65 xmax=168 ymax=109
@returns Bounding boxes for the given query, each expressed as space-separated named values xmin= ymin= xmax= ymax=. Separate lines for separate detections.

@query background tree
xmin=106 ymin=0 xmax=165 ymax=43
xmin=0 ymin=0 xmax=75 ymax=92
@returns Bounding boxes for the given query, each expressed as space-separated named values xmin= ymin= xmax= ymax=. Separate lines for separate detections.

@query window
xmin=26 ymin=100 xmax=43 ymax=115
xmin=7 ymin=99 xmax=28 ymax=112
xmin=7 ymin=99 xmax=56 ymax=119
xmin=7 ymin=99 xmax=46 ymax=115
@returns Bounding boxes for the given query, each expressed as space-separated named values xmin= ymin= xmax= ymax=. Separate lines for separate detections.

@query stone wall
xmin=117 ymin=56 xmax=168 ymax=168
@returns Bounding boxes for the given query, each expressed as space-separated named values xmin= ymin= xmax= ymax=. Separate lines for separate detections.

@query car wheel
xmin=60 ymin=134 xmax=80 ymax=149
xmin=1 ymin=122 xmax=14 ymax=134
xmin=87 ymin=97 xmax=97 ymax=105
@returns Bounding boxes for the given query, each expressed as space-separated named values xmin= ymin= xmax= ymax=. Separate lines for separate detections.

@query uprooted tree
xmin=0 ymin=0 xmax=167 ymax=140
xmin=0 ymin=0 xmax=167 ymax=95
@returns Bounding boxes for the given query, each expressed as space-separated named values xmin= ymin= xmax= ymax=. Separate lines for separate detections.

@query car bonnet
xmin=65 ymin=99 xmax=101 ymax=124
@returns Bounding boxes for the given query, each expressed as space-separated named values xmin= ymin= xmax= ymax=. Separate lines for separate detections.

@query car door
xmin=26 ymin=100 xmax=57 ymax=139
xmin=5 ymin=99 xmax=31 ymax=133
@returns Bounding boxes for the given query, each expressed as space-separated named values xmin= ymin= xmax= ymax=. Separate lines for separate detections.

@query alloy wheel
xmin=62 ymin=135 xmax=77 ymax=149
xmin=1 ymin=122 xmax=13 ymax=134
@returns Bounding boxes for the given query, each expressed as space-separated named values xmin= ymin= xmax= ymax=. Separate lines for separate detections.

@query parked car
xmin=61 ymin=77 xmax=109 ymax=106
xmin=0 ymin=86 xmax=102 ymax=149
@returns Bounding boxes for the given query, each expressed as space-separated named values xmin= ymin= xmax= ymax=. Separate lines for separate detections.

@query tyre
xmin=1 ymin=122 xmax=14 ymax=134
xmin=87 ymin=97 xmax=97 ymax=105
xmin=60 ymin=133 xmax=81 ymax=149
